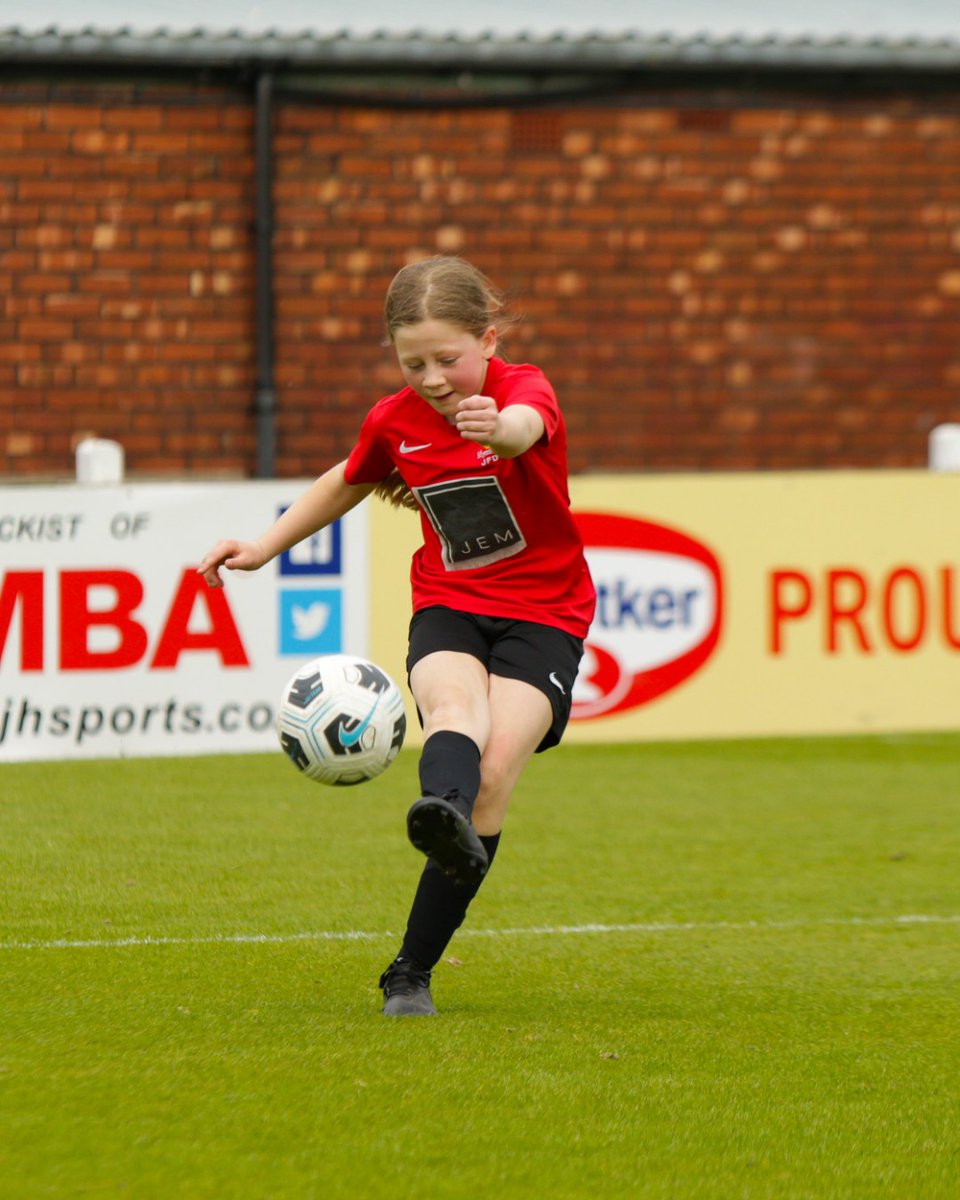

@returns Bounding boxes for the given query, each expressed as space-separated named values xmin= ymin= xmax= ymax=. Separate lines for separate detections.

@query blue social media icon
xmin=277 ymin=510 xmax=342 ymax=576
xmin=278 ymin=589 xmax=342 ymax=656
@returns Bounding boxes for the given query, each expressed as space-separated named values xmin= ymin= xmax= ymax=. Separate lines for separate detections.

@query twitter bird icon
xmin=279 ymin=589 xmax=342 ymax=656
xmin=292 ymin=601 xmax=330 ymax=641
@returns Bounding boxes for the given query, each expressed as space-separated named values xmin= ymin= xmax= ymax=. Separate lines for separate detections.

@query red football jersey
xmin=344 ymin=357 xmax=596 ymax=638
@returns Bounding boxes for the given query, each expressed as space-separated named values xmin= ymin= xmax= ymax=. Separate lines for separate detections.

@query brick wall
xmin=2 ymin=77 xmax=959 ymax=479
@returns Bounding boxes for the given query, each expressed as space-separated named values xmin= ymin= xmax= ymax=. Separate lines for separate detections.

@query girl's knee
xmin=478 ymin=753 xmax=512 ymax=800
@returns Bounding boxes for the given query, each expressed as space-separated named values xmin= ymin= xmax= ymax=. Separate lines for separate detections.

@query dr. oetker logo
xmin=572 ymin=512 xmax=724 ymax=719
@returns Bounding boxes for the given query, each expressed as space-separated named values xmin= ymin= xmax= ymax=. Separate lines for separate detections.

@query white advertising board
xmin=0 ymin=482 xmax=368 ymax=761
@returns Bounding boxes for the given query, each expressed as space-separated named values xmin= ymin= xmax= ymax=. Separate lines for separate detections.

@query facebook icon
xmin=277 ymin=510 xmax=342 ymax=576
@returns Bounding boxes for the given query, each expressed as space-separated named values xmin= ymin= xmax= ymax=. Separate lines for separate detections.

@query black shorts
xmin=406 ymin=606 xmax=585 ymax=753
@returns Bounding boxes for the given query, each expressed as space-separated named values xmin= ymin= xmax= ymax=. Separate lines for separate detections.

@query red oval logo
xmin=572 ymin=512 xmax=724 ymax=719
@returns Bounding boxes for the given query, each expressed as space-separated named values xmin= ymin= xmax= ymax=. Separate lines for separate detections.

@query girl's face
xmin=393 ymin=319 xmax=497 ymax=422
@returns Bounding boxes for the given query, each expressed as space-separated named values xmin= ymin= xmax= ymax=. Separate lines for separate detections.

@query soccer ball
xmin=276 ymin=654 xmax=407 ymax=786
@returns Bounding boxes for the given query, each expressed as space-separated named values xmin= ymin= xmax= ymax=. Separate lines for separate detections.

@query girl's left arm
xmin=198 ymin=460 xmax=375 ymax=588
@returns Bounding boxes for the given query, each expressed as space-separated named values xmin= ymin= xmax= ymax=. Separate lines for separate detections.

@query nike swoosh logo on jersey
xmin=399 ymin=440 xmax=433 ymax=454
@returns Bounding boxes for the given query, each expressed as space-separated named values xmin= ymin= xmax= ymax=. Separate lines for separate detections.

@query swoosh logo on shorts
xmin=399 ymin=440 xmax=432 ymax=454
xmin=338 ymin=693 xmax=382 ymax=747
xmin=549 ymin=671 xmax=566 ymax=695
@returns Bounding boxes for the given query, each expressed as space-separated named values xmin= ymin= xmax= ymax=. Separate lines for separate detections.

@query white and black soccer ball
xmin=276 ymin=654 xmax=407 ymax=786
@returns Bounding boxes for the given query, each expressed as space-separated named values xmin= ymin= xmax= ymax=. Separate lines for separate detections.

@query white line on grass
xmin=2 ymin=913 xmax=958 ymax=952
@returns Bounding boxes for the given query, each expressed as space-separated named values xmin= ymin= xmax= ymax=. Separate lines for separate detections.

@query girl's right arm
xmin=198 ymin=459 xmax=376 ymax=588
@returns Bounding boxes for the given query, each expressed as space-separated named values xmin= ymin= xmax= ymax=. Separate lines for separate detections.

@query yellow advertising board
xmin=368 ymin=470 xmax=960 ymax=742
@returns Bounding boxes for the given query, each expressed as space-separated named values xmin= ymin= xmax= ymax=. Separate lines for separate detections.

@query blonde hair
xmin=376 ymin=256 xmax=514 ymax=510
xmin=384 ymin=255 xmax=510 ymax=343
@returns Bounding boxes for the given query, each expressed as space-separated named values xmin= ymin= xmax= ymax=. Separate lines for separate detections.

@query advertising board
xmin=0 ymin=482 xmax=367 ymax=761
xmin=4 ymin=469 xmax=959 ymax=759
xmin=369 ymin=469 xmax=960 ymax=742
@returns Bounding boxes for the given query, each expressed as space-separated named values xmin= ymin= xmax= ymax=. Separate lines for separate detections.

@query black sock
xmin=398 ymin=833 xmax=501 ymax=970
xmin=418 ymin=730 xmax=481 ymax=819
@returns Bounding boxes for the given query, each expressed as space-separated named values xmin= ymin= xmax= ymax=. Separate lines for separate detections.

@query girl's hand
xmin=197 ymin=539 xmax=267 ymax=588
xmin=454 ymin=394 xmax=500 ymax=443
xmin=455 ymin=397 xmax=545 ymax=459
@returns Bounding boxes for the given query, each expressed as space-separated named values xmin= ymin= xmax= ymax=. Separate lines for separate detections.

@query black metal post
xmin=253 ymin=70 xmax=277 ymax=478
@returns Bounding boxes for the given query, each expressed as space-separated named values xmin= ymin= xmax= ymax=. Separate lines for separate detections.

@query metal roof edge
xmin=2 ymin=28 xmax=960 ymax=70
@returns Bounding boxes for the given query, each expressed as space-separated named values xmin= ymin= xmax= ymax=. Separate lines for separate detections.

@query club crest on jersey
xmin=476 ymin=446 xmax=499 ymax=467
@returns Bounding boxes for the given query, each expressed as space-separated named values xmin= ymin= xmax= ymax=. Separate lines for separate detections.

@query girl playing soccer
xmin=198 ymin=256 xmax=595 ymax=1015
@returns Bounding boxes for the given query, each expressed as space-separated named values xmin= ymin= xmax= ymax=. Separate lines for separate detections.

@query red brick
xmin=17 ymin=317 xmax=77 ymax=339
xmin=165 ymin=108 xmax=225 ymax=131
xmin=0 ymin=107 xmax=44 ymax=128
xmin=102 ymin=107 xmax=165 ymax=130
xmin=2 ymin=87 xmax=959 ymax=476
xmin=16 ymin=273 xmax=73 ymax=292
xmin=44 ymin=106 xmax=105 ymax=128
xmin=72 ymin=129 xmax=130 ymax=154
xmin=1 ymin=155 xmax=48 ymax=176
xmin=16 ymin=180 xmax=90 ymax=201
xmin=131 ymin=131 xmax=192 ymax=154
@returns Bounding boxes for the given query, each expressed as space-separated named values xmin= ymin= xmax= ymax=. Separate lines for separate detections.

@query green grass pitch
xmin=2 ymin=734 xmax=959 ymax=1198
